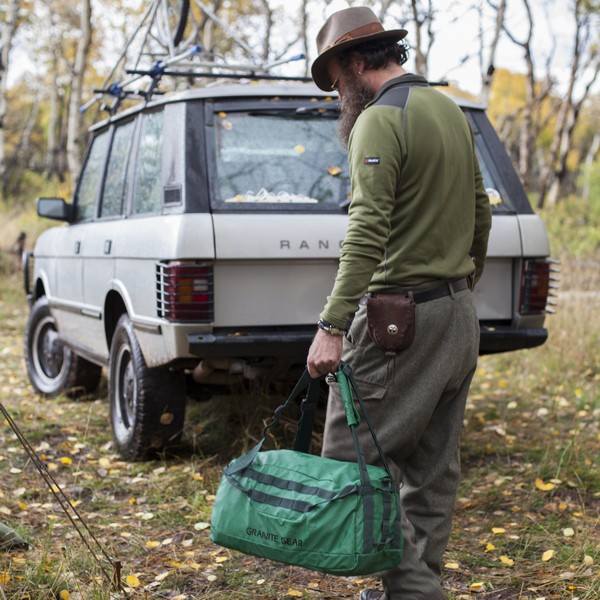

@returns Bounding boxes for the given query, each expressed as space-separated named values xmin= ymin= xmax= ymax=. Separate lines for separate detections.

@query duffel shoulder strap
xmin=339 ymin=361 xmax=395 ymax=480
xmin=259 ymin=368 xmax=320 ymax=453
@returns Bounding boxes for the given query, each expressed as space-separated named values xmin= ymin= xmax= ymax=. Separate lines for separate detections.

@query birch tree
xmin=0 ymin=0 xmax=20 ymax=195
xmin=538 ymin=0 xmax=600 ymax=206
xmin=502 ymin=0 xmax=554 ymax=188
xmin=480 ymin=0 xmax=507 ymax=105
xmin=66 ymin=0 xmax=92 ymax=181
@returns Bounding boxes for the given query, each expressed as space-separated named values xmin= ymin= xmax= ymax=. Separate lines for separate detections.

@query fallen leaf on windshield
xmin=327 ymin=166 xmax=342 ymax=176
xmin=294 ymin=144 xmax=306 ymax=154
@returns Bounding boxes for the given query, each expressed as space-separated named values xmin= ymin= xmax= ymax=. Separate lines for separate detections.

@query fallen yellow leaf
xmin=60 ymin=457 xmax=73 ymax=465
xmin=485 ymin=542 xmax=496 ymax=552
xmin=125 ymin=575 xmax=140 ymax=587
xmin=294 ymin=145 xmax=306 ymax=154
xmin=59 ymin=591 xmax=69 ymax=600
xmin=145 ymin=541 xmax=161 ymax=548
xmin=500 ymin=555 xmax=514 ymax=566
xmin=562 ymin=527 xmax=575 ymax=537
xmin=492 ymin=527 xmax=506 ymax=535
xmin=286 ymin=590 xmax=303 ymax=597
xmin=542 ymin=549 xmax=555 ymax=562
xmin=535 ymin=478 xmax=555 ymax=491
xmin=469 ymin=582 xmax=485 ymax=590
xmin=215 ymin=556 xmax=228 ymax=563
xmin=444 ymin=562 xmax=460 ymax=569
xmin=159 ymin=412 xmax=174 ymax=425
xmin=0 ymin=573 xmax=10 ymax=584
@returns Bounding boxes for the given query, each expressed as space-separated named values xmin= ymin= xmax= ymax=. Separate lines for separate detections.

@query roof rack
xmin=80 ymin=0 xmax=311 ymax=116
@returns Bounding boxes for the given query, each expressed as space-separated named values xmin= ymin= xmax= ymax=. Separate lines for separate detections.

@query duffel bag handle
xmin=337 ymin=366 xmax=361 ymax=427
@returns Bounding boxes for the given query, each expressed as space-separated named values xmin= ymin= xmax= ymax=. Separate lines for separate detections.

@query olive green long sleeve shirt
xmin=320 ymin=74 xmax=492 ymax=329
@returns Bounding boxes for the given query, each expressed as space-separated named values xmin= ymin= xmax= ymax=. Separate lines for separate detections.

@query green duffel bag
xmin=210 ymin=362 xmax=403 ymax=576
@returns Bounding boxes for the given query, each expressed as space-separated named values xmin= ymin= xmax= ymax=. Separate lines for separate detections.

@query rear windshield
xmin=205 ymin=99 xmax=523 ymax=215
xmin=212 ymin=109 xmax=350 ymax=208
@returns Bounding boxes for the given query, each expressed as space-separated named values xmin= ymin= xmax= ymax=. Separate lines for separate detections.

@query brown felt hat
xmin=311 ymin=7 xmax=407 ymax=91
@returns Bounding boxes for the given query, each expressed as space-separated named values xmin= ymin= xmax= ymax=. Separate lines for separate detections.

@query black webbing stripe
xmin=242 ymin=468 xmax=339 ymax=500
xmin=245 ymin=488 xmax=313 ymax=513
xmin=361 ymin=485 xmax=375 ymax=553
xmin=379 ymin=487 xmax=392 ymax=549
xmin=392 ymin=490 xmax=403 ymax=549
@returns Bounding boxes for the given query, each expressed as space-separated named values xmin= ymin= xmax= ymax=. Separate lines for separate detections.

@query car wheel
xmin=24 ymin=297 xmax=102 ymax=398
xmin=109 ymin=314 xmax=186 ymax=461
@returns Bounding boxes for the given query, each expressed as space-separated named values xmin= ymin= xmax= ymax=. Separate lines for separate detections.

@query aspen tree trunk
xmin=45 ymin=50 xmax=60 ymax=179
xmin=582 ymin=131 xmax=600 ymax=201
xmin=537 ymin=0 xmax=599 ymax=208
xmin=410 ymin=0 xmax=434 ymax=77
xmin=66 ymin=0 xmax=92 ymax=183
xmin=0 ymin=0 xmax=20 ymax=194
xmin=480 ymin=0 xmax=506 ymax=106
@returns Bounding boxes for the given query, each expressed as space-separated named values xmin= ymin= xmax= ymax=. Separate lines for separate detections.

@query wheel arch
xmin=33 ymin=278 xmax=46 ymax=301
xmin=104 ymin=290 xmax=128 ymax=351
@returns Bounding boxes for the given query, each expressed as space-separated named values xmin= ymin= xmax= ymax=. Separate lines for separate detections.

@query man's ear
xmin=354 ymin=57 xmax=366 ymax=76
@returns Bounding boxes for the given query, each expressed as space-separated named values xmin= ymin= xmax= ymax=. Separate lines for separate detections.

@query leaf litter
xmin=0 ymin=269 xmax=599 ymax=598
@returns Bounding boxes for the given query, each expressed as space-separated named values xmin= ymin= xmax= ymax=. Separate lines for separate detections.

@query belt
xmin=362 ymin=278 xmax=470 ymax=305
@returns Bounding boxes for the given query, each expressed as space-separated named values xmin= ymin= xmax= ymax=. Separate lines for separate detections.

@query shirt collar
xmin=366 ymin=73 xmax=429 ymax=107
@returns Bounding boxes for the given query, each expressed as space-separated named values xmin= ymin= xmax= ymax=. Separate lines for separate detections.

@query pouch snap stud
xmin=387 ymin=324 xmax=399 ymax=335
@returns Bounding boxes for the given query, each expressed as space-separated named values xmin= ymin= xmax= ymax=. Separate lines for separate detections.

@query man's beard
xmin=337 ymin=75 xmax=375 ymax=147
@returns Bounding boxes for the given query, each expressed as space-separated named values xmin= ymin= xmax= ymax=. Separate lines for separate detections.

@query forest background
xmin=0 ymin=0 xmax=599 ymax=218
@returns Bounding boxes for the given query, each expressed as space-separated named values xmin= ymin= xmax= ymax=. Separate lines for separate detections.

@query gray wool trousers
xmin=322 ymin=286 xmax=479 ymax=600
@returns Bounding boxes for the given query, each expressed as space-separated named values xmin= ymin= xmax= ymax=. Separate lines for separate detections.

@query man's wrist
xmin=317 ymin=319 xmax=347 ymax=336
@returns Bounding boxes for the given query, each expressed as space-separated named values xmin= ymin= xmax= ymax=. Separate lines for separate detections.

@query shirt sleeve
xmin=320 ymin=108 xmax=405 ymax=328
xmin=469 ymin=141 xmax=492 ymax=285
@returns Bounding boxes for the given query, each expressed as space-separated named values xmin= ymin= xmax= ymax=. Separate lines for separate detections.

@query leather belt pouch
xmin=367 ymin=294 xmax=416 ymax=353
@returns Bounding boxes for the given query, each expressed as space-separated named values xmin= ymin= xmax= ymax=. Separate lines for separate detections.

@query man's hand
xmin=307 ymin=329 xmax=343 ymax=379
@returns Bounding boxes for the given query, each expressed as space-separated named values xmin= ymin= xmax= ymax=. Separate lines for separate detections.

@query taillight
xmin=519 ymin=258 xmax=559 ymax=315
xmin=156 ymin=261 xmax=214 ymax=322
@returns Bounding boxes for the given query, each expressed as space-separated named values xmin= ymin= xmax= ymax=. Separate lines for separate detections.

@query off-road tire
xmin=109 ymin=314 xmax=186 ymax=461
xmin=24 ymin=297 xmax=102 ymax=398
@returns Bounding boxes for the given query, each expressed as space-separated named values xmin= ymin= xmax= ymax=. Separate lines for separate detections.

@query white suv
xmin=23 ymin=82 xmax=557 ymax=460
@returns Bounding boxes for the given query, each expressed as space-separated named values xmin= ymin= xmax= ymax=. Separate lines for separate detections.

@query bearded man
xmin=306 ymin=7 xmax=492 ymax=600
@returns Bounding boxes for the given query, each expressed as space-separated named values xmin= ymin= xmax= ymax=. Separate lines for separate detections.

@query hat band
xmin=323 ymin=22 xmax=384 ymax=52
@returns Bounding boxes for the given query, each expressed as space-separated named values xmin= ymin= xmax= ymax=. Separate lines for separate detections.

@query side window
xmin=132 ymin=110 xmax=164 ymax=214
xmin=75 ymin=131 xmax=110 ymax=221
xmin=100 ymin=120 xmax=136 ymax=218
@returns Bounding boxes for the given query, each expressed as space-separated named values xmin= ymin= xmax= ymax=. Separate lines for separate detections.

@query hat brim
xmin=311 ymin=29 xmax=407 ymax=92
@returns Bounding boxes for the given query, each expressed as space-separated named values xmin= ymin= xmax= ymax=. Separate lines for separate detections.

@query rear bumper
xmin=189 ymin=325 xmax=548 ymax=358
xmin=188 ymin=329 xmax=315 ymax=359
xmin=479 ymin=325 xmax=548 ymax=354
